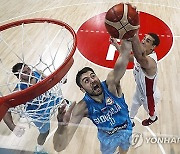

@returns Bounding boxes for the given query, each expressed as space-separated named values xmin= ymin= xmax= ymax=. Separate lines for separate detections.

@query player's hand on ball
xmin=110 ymin=37 xmax=132 ymax=54
xmin=126 ymin=3 xmax=138 ymax=12
xmin=128 ymin=29 xmax=139 ymax=42
xmin=110 ymin=37 xmax=121 ymax=51
xmin=105 ymin=3 xmax=139 ymax=39
xmin=13 ymin=125 xmax=25 ymax=137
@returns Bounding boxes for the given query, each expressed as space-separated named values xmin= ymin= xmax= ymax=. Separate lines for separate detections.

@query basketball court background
xmin=0 ymin=0 xmax=180 ymax=154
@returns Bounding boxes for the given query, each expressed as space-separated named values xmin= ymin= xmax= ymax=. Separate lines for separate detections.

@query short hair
xmin=12 ymin=63 xmax=24 ymax=78
xmin=148 ymin=33 xmax=160 ymax=47
xmin=76 ymin=67 xmax=95 ymax=88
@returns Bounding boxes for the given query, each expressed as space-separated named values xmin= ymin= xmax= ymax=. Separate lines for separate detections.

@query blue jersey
xmin=83 ymin=81 xmax=131 ymax=135
xmin=15 ymin=71 xmax=61 ymax=119
xmin=15 ymin=71 xmax=41 ymax=90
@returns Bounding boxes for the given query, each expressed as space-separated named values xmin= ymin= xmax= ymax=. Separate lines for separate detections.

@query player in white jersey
xmin=129 ymin=32 xmax=161 ymax=126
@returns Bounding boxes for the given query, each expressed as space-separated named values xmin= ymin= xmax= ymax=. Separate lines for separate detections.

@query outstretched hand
xmin=110 ymin=37 xmax=132 ymax=54
xmin=110 ymin=37 xmax=121 ymax=51
xmin=57 ymin=101 xmax=76 ymax=125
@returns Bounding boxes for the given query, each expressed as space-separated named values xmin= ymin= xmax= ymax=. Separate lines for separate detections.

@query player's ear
xmin=80 ymin=87 xmax=86 ymax=93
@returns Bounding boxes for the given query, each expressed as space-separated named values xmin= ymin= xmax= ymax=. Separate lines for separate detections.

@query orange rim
xmin=0 ymin=18 xmax=77 ymax=120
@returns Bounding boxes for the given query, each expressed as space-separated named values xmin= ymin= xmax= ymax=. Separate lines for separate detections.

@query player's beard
xmin=88 ymin=82 xmax=103 ymax=96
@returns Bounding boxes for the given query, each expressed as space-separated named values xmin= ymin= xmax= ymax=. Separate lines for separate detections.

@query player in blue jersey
xmin=53 ymin=39 xmax=133 ymax=154
xmin=3 ymin=63 xmax=68 ymax=154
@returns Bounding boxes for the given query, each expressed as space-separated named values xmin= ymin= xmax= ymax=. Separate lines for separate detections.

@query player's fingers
xmin=110 ymin=38 xmax=119 ymax=47
xmin=58 ymin=104 xmax=66 ymax=113
xmin=67 ymin=101 xmax=76 ymax=114
xmin=132 ymin=5 xmax=137 ymax=10
xmin=58 ymin=109 xmax=66 ymax=117
xmin=57 ymin=105 xmax=66 ymax=121
xmin=110 ymin=37 xmax=116 ymax=42
xmin=126 ymin=37 xmax=133 ymax=41
xmin=57 ymin=111 xmax=65 ymax=123
xmin=126 ymin=2 xmax=137 ymax=10
xmin=109 ymin=37 xmax=113 ymax=43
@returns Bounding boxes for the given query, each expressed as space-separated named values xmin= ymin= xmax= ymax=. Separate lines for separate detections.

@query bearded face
xmin=80 ymin=71 xmax=102 ymax=96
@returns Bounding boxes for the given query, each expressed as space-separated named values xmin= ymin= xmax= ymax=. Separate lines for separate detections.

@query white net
xmin=0 ymin=19 xmax=76 ymax=128
xmin=9 ymin=73 xmax=69 ymax=128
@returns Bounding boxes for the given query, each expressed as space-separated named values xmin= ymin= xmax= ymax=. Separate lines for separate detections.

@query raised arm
xmin=53 ymin=101 xmax=87 ymax=152
xmin=112 ymin=38 xmax=132 ymax=81
xmin=106 ymin=38 xmax=132 ymax=96
xmin=131 ymin=34 xmax=156 ymax=70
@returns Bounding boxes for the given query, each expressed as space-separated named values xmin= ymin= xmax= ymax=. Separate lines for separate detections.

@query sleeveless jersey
xmin=133 ymin=52 xmax=158 ymax=97
xmin=15 ymin=71 xmax=41 ymax=90
xmin=15 ymin=71 xmax=61 ymax=119
xmin=83 ymin=81 xmax=131 ymax=135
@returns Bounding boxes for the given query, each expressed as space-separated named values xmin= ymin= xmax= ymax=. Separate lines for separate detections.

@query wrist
xmin=58 ymin=121 xmax=68 ymax=127
xmin=57 ymin=123 xmax=68 ymax=134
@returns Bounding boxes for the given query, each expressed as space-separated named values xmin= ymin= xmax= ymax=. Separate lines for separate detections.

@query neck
xmin=91 ymin=93 xmax=104 ymax=103
xmin=147 ymin=50 xmax=153 ymax=55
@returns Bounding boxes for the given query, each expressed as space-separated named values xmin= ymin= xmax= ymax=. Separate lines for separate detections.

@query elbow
xmin=53 ymin=135 xmax=69 ymax=152
xmin=54 ymin=144 xmax=66 ymax=152
xmin=139 ymin=60 xmax=149 ymax=68
xmin=53 ymin=140 xmax=67 ymax=152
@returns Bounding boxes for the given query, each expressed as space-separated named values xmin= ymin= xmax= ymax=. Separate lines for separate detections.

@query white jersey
xmin=133 ymin=52 xmax=158 ymax=97
xmin=130 ymin=52 xmax=160 ymax=118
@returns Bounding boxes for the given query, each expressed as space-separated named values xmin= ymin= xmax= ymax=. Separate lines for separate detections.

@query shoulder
xmin=142 ymin=52 xmax=158 ymax=77
xmin=14 ymin=83 xmax=28 ymax=91
xmin=33 ymin=70 xmax=46 ymax=78
xmin=33 ymin=70 xmax=41 ymax=76
xmin=146 ymin=52 xmax=158 ymax=68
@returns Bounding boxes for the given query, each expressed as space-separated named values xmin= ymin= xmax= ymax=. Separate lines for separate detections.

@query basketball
xmin=105 ymin=3 xmax=140 ymax=39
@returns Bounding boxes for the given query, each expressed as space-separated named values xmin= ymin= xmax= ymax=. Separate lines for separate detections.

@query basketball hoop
xmin=0 ymin=18 xmax=77 ymax=121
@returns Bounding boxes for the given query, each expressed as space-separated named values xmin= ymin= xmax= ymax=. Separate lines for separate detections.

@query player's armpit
xmin=141 ymin=56 xmax=157 ymax=76
xmin=137 ymin=55 xmax=155 ymax=69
